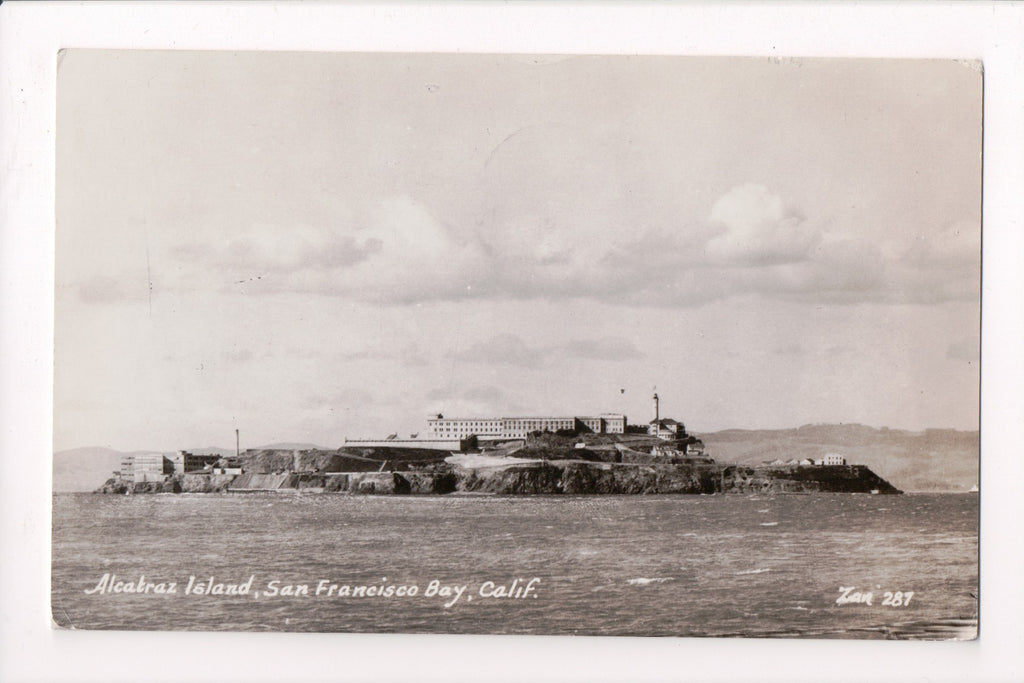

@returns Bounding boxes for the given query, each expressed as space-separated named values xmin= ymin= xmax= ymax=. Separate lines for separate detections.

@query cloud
xmin=563 ymin=337 xmax=644 ymax=361
xmin=216 ymin=195 xmax=492 ymax=304
xmin=335 ymin=344 xmax=429 ymax=367
xmin=749 ymin=237 xmax=888 ymax=304
xmin=463 ymin=385 xmax=507 ymax=402
xmin=697 ymin=199 xmax=978 ymax=306
xmin=150 ymin=185 xmax=978 ymax=309
xmin=705 ymin=184 xmax=818 ymax=265
xmin=457 ymin=334 xmax=541 ymax=367
xmin=173 ymin=225 xmax=381 ymax=275
xmin=882 ymin=220 xmax=981 ymax=304
xmin=424 ymin=384 xmax=522 ymax=417
xmin=302 ymin=389 xmax=375 ymax=410
xmin=900 ymin=220 xmax=980 ymax=269
xmin=455 ymin=334 xmax=643 ymax=367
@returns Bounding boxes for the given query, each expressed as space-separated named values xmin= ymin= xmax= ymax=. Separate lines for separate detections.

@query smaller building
xmin=577 ymin=415 xmax=627 ymax=434
xmin=126 ymin=453 xmax=173 ymax=482
xmin=119 ymin=455 xmax=135 ymax=482
xmin=649 ymin=418 xmax=686 ymax=440
xmin=169 ymin=451 xmax=222 ymax=474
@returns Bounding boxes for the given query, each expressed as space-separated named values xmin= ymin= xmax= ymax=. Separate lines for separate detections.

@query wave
xmin=734 ymin=568 xmax=771 ymax=575
xmin=760 ymin=522 xmax=779 ymax=526
xmin=627 ymin=577 xmax=675 ymax=586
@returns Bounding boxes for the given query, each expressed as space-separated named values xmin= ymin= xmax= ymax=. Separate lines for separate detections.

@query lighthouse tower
xmin=653 ymin=392 xmax=660 ymax=437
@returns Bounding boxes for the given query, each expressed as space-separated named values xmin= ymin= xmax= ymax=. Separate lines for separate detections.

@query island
xmin=95 ymin=401 xmax=902 ymax=495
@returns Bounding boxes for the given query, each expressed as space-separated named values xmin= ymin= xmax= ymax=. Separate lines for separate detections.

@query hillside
xmin=700 ymin=424 xmax=978 ymax=492
xmin=238 ymin=447 xmax=448 ymax=474
xmin=52 ymin=447 xmax=124 ymax=492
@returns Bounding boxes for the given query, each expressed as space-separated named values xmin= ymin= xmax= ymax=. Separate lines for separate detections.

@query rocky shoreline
xmin=96 ymin=460 xmax=901 ymax=495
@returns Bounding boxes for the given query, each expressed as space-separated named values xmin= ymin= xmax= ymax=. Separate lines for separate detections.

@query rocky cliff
xmin=452 ymin=461 xmax=899 ymax=495
xmin=95 ymin=472 xmax=239 ymax=494
xmin=95 ymin=460 xmax=900 ymax=495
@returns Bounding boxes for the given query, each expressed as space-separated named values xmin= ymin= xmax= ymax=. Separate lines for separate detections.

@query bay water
xmin=51 ymin=492 xmax=978 ymax=638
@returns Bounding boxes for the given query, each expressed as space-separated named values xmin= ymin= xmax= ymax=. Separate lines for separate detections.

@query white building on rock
xmin=426 ymin=414 xmax=627 ymax=440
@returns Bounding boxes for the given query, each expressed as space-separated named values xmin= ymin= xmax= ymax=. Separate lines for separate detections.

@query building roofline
xmin=429 ymin=415 xmax=626 ymax=421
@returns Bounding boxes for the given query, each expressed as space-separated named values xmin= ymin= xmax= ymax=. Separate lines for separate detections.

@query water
xmin=51 ymin=492 xmax=978 ymax=638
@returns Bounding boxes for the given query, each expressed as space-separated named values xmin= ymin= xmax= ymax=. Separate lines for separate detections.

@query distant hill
xmin=52 ymin=443 xmax=326 ymax=492
xmin=52 ymin=447 xmax=126 ymax=492
xmin=181 ymin=446 xmax=238 ymax=458
xmin=257 ymin=442 xmax=323 ymax=451
xmin=700 ymin=424 xmax=979 ymax=492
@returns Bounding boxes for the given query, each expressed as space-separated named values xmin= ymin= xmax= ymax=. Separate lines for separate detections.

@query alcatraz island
xmin=97 ymin=394 xmax=901 ymax=496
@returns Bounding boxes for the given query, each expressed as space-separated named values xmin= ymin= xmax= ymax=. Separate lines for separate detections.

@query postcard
xmin=50 ymin=50 xmax=981 ymax=643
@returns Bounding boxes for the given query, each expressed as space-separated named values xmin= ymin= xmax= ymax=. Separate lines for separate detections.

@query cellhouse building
xmin=426 ymin=414 xmax=627 ymax=440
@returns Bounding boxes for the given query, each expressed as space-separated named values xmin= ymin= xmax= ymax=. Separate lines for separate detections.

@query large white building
xmin=426 ymin=414 xmax=627 ymax=440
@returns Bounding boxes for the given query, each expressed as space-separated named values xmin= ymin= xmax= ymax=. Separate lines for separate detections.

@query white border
xmin=2 ymin=3 xmax=1022 ymax=682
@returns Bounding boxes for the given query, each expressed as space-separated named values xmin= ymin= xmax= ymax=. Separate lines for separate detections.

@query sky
xmin=54 ymin=51 xmax=981 ymax=452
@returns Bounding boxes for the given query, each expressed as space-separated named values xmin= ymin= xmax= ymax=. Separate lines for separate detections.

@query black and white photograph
xmin=2 ymin=3 xmax=1023 ymax=683
xmin=51 ymin=50 xmax=981 ymax=638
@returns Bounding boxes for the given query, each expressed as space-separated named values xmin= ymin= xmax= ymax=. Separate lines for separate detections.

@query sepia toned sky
xmin=54 ymin=51 xmax=981 ymax=451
